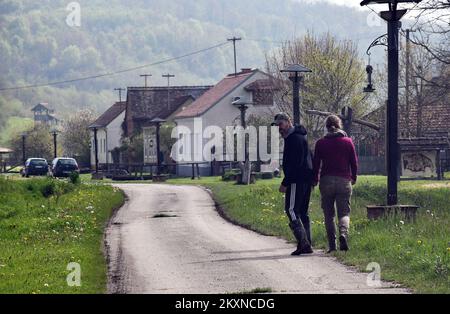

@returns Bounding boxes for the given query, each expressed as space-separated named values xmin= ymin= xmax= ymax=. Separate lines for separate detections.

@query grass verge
xmin=167 ymin=176 xmax=450 ymax=294
xmin=0 ymin=176 xmax=124 ymax=293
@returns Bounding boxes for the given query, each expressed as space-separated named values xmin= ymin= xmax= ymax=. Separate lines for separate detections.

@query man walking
xmin=272 ymin=113 xmax=313 ymax=256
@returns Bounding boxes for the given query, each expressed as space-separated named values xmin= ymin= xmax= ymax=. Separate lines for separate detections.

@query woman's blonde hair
xmin=325 ymin=115 xmax=343 ymax=132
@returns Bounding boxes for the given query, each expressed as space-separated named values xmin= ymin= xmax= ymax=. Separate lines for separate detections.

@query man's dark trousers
xmin=284 ymin=182 xmax=312 ymax=244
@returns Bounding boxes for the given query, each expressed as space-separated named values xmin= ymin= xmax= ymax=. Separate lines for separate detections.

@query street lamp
xmin=360 ymin=0 xmax=422 ymax=205
xmin=88 ymin=124 xmax=101 ymax=174
xmin=50 ymin=128 xmax=59 ymax=159
xmin=21 ymin=132 xmax=27 ymax=164
xmin=280 ymin=64 xmax=312 ymax=126
xmin=232 ymin=96 xmax=251 ymax=128
xmin=232 ymin=96 xmax=252 ymax=185
xmin=150 ymin=118 xmax=166 ymax=176
xmin=363 ymin=64 xmax=376 ymax=93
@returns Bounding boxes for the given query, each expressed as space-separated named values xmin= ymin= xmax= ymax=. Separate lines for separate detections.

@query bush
xmin=222 ymin=169 xmax=241 ymax=181
xmin=69 ymin=171 xmax=81 ymax=185
xmin=23 ymin=178 xmax=73 ymax=198
xmin=40 ymin=179 xmax=57 ymax=198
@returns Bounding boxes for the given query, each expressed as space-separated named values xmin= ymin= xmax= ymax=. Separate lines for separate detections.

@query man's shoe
xmin=291 ymin=244 xmax=313 ymax=256
xmin=300 ymin=245 xmax=314 ymax=254
xmin=339 ymin=235 xmax=349 ymax=251
xmin=326 ymin=248 xmax=337 ymax=254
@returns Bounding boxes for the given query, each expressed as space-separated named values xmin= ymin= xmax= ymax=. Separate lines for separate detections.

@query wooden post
xmin=436 ymin=150 xmax=442 ymax=181
xmin=341 ymin=106 xmax=353 ymax=136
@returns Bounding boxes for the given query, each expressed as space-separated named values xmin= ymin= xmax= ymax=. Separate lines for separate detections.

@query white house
xmin=173 ymin=68 xmax=280 ymax=176
xmin=89 ymin=102 xmax=126 ymax=167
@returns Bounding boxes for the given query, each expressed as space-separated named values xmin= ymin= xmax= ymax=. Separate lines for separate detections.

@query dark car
xmin=51 ymin=158 xmax=79 ymax=178
xmin=22 ymin=158 xmax=49 ymax=177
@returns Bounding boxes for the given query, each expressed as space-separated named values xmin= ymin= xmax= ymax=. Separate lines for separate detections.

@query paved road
xmin=105 ymin=184 xmax=408 ymax=294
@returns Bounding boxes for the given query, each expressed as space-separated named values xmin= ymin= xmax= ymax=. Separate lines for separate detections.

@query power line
xmin=0 ymin=41 xmax=229 ymax=92
xmin=365 ymin=4 xmax=380 ymax=17
xmin=243 ymin=38 xmax=285 ymax=45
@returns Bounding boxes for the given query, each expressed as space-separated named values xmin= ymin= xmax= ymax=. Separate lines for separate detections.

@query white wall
xmin=174 ymin=71 xmax=278 ymax=167
xmin=107 ymin=111 xmax=125 ymax=162
xmin=90 ymin=111 xmax=125 ymax=166
xmin=90 ymin=128 xmax=107 ymax=166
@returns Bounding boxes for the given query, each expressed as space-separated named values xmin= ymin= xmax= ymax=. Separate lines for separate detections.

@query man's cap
xmin=271 ymin=112 xmax=291 ymax=126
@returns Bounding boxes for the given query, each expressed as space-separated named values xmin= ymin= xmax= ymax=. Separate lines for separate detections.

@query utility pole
xmin=280 ymin=64 xmax=312 ymax=126
xmin=227 ymin=37 xmax=242 ymax=77
xmin=21 ymin=133 xmax=26 ymax=164
xmin=51 ymin=130 xmax=58 ymax=159
xmin=361 ymin=0 xmax=420 ymax=205
xmin=93 ymin=127 xmax=99 ymax=174
xmin=140 ymin=74 xmax=152 ymax=88
xmin=162 ymin=74 xmax=175 ymax=110
xmin=114 ymin=88 xmax=125 ymax=103
xmin=404 ymin=28 xmax=416 ymax=136
xmin=383 ymin=7 xmax=404 ymax=206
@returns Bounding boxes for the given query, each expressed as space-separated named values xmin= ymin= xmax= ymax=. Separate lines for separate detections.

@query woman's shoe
xmin=339 ymin=235 xmax=349 ymax=251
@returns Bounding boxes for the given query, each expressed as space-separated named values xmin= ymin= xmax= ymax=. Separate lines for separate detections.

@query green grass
xmin=79 ymin=173 xmax=151 ymax=184
xmin=0 ymin=176 xmax=124 ymax=294
xmin=166 ymin=175 xmax=450 ymax=294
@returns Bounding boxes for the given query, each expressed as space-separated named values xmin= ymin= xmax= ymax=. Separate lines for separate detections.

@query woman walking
xmin=312 ymin=115 xmax=358 ymax=253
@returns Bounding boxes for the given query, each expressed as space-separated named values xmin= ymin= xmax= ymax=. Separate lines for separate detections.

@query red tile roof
xmin=175 ymin=70 xmax=257 ymax=119
xmin=124 ymin=86 xmax=212 ymax=135
xmin=90 ymin=102 xmax=126 ymax=128
xmin=244 ymin=79 xmax=281 ymax=91
xmin=139 ymin=95 xmax=195 ymax=128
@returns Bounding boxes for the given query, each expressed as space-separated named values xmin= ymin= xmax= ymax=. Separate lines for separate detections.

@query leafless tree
xmin=374 ymin=35 xmax=449 ymax=137
xmin=265 ymin=32 xmax=370 ymax=140
xmin=60 ymin=109 xmax=95 ymax=164
xmin=408 ymin=0 xmax=449 ymax=64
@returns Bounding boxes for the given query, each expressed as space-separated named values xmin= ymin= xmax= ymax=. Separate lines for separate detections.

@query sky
xmin=300 ymin=0 xmax=363 ymax=8
xmin=300 ymin=0 xmax=438 ymax=22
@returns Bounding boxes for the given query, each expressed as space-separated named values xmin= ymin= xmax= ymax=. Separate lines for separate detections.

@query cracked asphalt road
xmin=105 ymin=184 xmax=408 ymax=294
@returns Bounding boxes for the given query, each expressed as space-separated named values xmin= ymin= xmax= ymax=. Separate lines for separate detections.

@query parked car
xmin=51 ymin=158 xmax=79 ymax=177
xmin=22 ymin=158 xmax=49 ymax=177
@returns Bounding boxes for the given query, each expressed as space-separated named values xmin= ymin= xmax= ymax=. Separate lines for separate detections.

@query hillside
xmin=0 ymin=0 xmax=385 ymax=143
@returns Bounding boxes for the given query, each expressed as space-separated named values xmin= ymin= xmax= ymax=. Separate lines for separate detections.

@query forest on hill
xmin=0 ymin=0 xmax=387 ymax=144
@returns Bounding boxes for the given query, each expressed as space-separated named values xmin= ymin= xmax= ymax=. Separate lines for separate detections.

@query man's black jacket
xmin=282 ymin=125 xmax=313 ymax=186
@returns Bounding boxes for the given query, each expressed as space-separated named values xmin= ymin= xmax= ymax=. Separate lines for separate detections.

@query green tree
xmin=9 ymin=124 xmax=53 ymax=163
xmin=266 ymin=32 xmax=370 ymax=140
xmin=60 ymin=110 xmax=94 ymax=165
